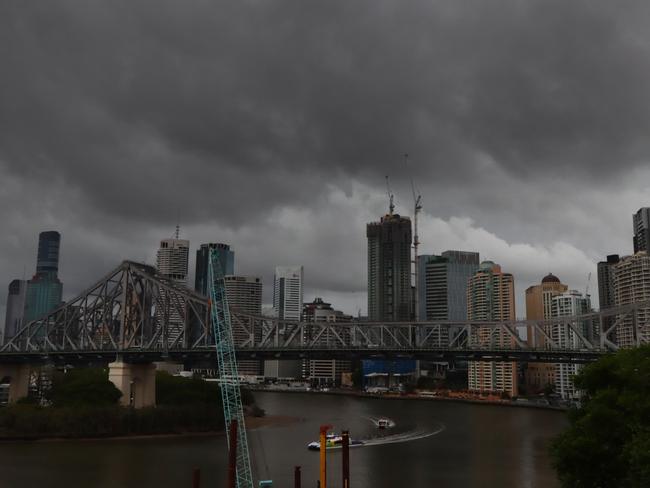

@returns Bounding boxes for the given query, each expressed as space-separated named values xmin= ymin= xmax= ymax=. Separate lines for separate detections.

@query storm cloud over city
xmin=2 ymin=0 xmax=650 ymax=316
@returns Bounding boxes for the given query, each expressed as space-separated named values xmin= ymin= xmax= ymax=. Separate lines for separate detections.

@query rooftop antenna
xmin=174 ymin=224 xmax=180 ymax=240
xmin=385 ymin=175 xmax=395 ymax=215
xmin=405 ymin=153 xmax=423 ymax=321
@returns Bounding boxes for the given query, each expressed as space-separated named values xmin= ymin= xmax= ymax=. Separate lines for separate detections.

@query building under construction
xmin=367 ymin=213 xmax=412 ymax=322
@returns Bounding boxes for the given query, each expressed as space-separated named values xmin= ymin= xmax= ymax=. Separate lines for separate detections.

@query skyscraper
xmin=273 ymin=266 xmax=303 ymax=320
xmin=224 ymin=275 xmax=263 ymax=376
xmin=265 ymin=266 xmax=304 ymax=378
xmin=367 ymin=213 xmax=412 ymax=321
xmin=156 ymin=237 xmax=190 ymax=342
xmin=417 ymin=251 xmax=480 ymax=321
xmin=597 ymin=254 xmax=620 ymax=311
xmin=156 ymin=238 xmax=190 ymax=285
xmin=467 ymin=261 xmax=518 ymax=397
xmin=24 ymin=231 xmax=63 ymax=323
xmin=524 ymin=273 xmax=568 ymax=394
xmin=551 ymin=290 xmax=591 ymax=400
xmin=3 ymin=280 xmax=26 ymax=344
xmin=633 ymin=207 xmax=650 ymax=253
xmin=612 ymin=252 xmax=650 ymax=347
xmin=195 ymin=243 xmax=235 ymax=296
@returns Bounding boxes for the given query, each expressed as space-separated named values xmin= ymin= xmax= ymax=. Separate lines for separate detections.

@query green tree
xmin=156 ymin=371 xmax=221 ymax=406
xmin=48 ymin=368 xmax=122 ymax=408
xmin=551 ymin=345 xmax=650 ymax=487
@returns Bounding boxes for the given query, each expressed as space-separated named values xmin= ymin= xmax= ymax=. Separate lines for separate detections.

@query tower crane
xmin=405 ymin=154 xmax=423 ymax=321
xmin=385 ymin=175 xmax=395 ymax=215
xmin=208 ymin=248 xmax=255 ymax=488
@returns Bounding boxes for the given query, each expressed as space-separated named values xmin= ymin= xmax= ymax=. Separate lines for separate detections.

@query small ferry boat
xmin=307 ymin=433 xmax=365 ymax=451
xmin=369 ymin=416 xmax=396 ymax=429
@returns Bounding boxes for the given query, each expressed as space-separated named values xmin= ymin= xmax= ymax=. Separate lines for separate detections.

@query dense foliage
xmin=0 ymin=369 xmax=261 ymax=439
xmin=0 ymin=404 xmax=223 ymax=439
xmin=551 ymin=346 xmax=650 ymax=487
xmin=156 ymin=371 xmax=221 ymax=406
xmin=47 ymin=368 xmax=122 ymax=407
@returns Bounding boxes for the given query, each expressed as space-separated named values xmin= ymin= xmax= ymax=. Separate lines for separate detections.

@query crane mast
xmin=405 ymin=154 xmax=422 ymax=321
xmin=208 ymin=248 xmax=254 ymax=488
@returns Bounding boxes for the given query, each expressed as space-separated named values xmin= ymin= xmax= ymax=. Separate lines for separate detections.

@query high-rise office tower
xmin=156 ymin=237 xmax=190 ymax=342
xmin=24 ymin=231 xmax=63 ymax=323
xmin=224 ymin=275 xmax=263 ymax=376
xmin=633 ymin=208 xmax=650 ymax=253
xmin=156 ymin=238 xmax=190 ymax=285
xmin=551 ymin=290 xmax=591 ymax=400
xmin=612 ymin=252 xmax=650 ymax=347
xmin=467 ymin=261 xmax=518 ymax=397
xmin=195 ymin=243 xmax=235 ymax=296
xmin=417 ymin=251 xmax=480 ymax=321
xmin=265 ymin=266 xmax=304 ymax=379
xmin=597 ymin=255 xmax=620 ymax=310
xmin=523 ymin=273 xmax=568 ymax=394
xmin=3 ymin=280 xmax=27 ymax=344
xmin=302 ymin=298 xmax=353 ymax=385
xmin=367 ymin=213 xmax=412 ymax=321
xmin=273 ymin=266 xmax=304 ymax=320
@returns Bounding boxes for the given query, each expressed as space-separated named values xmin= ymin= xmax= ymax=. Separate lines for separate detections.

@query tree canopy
xmin=551 ymin=345 xmax=650 ymax=487
xmin=47 ymin=368 xmax=122 ymax=408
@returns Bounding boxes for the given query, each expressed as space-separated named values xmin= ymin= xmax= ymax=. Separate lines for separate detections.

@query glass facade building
xmin=24 ymin=231 xmax=63 ymax=323
xmin=417 ymin=250 xmax=480 ymax=322
xmin=194 ymin=243 xmax=234 ymax=296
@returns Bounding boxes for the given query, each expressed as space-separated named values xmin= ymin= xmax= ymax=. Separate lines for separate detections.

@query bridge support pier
xmin=0 ymin=364 xmax=31 ymax=404
xmin=108 ymin=361 xmax=156 ymax=408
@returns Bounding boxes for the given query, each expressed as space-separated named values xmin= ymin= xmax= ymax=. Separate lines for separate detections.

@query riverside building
xmin=551 ymin=290 xmax=591 ymax=400
xmin=365 ymin=211 xmax=416 ymax=386
xmin=467 ymin=261 xmax=518 ymax=397
xmin=224 ymin=275 xmax=263 ymax=376
xmin=612 ymin=252 xmax=650 ymax=347
xmin=523 ymin=274 xmax=568 ymax=394
xmin=265 ymin=266 xmax=304 ymax=379
xmin=302 ymin=298 xmax=353 ymax=386
xmin=367 ymin=213 xmax=412 ymax=321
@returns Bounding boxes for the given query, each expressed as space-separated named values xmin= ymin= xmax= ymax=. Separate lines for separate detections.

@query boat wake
xmin=362 ymin=424 xmax=446 ymax=448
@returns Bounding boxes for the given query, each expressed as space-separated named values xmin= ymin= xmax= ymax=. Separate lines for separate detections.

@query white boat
xmin=307 ymin=433 xmax=364 ymax=450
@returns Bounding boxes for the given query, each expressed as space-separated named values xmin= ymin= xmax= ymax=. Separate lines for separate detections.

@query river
xmin=0 ymin=392 xmax=566 ymax=488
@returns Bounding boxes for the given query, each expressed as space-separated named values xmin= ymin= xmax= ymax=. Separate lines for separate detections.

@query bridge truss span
xmin=2 ymin=260 xmax=650 ymax=364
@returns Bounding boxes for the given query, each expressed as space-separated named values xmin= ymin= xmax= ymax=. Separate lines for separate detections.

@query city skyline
xmin=3 ymin=2 xmax=650 ymax=324
xmin=0 ymin=207 xmax=647 ymax=321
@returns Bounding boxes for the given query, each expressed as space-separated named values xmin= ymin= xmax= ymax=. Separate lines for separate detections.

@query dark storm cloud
xmin=1 ymin=0 xmax=650 ymax=315
xmin=2 ymin=0 xmax=650 ymax=228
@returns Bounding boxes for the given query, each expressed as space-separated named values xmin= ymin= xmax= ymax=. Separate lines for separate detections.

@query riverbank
xmin=249 ymin=387 xmax=568 ymax=412
xmin=0 ymin=414 xmax=300 ymax=443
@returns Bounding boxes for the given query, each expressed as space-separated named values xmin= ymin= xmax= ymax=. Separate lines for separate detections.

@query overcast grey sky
xmin=1 ymin=0 xmax=649 ymax=318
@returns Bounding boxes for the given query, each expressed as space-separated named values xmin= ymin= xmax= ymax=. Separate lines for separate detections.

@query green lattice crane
xmin=208 ymin=248 xmax=254 ymax=488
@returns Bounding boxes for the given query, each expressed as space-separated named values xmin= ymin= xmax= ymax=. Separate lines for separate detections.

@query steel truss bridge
xmin=2 ymin=261 xmax=648 ymax=365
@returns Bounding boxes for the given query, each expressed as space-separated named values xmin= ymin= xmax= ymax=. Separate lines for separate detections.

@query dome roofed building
xmin=541 ymin=273 xmax=561 ymax=284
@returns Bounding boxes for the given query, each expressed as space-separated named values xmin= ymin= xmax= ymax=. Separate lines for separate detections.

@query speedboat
xmin=307 ymin=433 xmax=365 ymax=450
xmin=377 ymin=418 xmax=395 ymax=429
